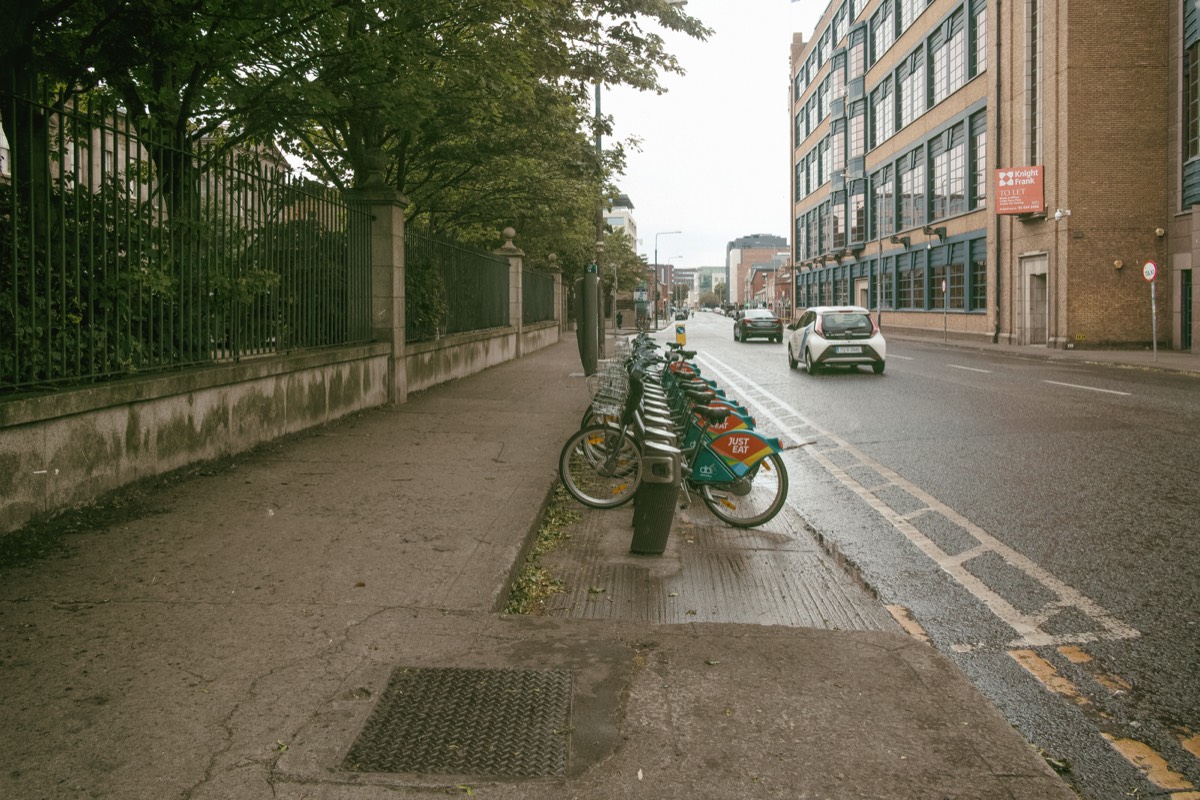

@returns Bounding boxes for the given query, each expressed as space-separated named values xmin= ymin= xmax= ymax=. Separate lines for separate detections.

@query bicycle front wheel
xmin=698 ymin=453 xmax=788 ymax=528
xmin=559 ymin=424 xmax=642 ymax=509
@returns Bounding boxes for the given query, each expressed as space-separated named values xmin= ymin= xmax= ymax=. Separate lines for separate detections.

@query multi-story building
xmin=727 ymin=234 xmax=789 ymax=308
xmin=791 ymin=0 xmax=1195 ymax=351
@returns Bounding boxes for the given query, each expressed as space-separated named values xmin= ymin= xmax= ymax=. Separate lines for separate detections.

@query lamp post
xmin=654 ymin=231 xmax=681 ymax=329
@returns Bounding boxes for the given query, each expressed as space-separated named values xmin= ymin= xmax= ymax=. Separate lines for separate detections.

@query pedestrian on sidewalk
xmin=616 ymin=311 xmax=623 ymax=329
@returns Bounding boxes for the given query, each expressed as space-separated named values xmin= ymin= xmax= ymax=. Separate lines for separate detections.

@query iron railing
xmin=404 ymin=227 xmax=509 ymax=343
xmin=522 ymin=268 xmax=555 ymax=325
xmin=1 ymin=84 xmax=372 ymax=392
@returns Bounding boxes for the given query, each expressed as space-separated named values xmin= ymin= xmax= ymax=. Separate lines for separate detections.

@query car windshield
xmin=743 ymin=310 xmax=776 ymax=319
xmin=821 ymin=312 xmax=873 ymax=334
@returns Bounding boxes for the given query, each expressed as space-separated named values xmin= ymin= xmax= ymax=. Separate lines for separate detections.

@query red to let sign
xmin=995 ymin=166 xmax=1045 ymax=215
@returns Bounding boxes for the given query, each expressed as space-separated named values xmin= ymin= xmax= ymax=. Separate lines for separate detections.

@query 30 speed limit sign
xmin=1143 ymin=260 xmax=1157 ymax=282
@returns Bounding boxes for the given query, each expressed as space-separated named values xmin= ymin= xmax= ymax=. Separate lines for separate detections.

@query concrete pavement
xmin=5 ymin=331 xmax=1182 ymax=798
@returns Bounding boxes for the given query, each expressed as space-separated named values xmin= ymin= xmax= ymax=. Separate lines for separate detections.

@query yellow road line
xmin=1009 ymin=649 xmax=1089 ymax=705
xmin=1101 ymin=734 xmax=1195 ymax=792
xmin=885 ymin=605 xmax=930 ymax=643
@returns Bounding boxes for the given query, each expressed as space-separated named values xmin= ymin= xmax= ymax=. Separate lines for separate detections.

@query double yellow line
xmin=1010 ymin=646 xmax=1199 ymax=798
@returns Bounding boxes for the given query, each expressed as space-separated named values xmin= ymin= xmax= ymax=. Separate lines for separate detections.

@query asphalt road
xmin=665 ymin=311 xmax=1200 ymax=800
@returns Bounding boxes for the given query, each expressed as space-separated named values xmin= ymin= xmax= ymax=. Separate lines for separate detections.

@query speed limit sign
xmin=1143 ymin=260 xmax=1158 ymax=282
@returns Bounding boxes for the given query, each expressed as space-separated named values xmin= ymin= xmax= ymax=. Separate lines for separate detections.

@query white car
xmin=786 ymin=305 xmax=887 ymax=375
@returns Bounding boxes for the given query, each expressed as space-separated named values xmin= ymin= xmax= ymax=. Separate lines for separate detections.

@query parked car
xmin=786 ymin=305 xmax=886 ymax=374
xmin=675 ymin=309 xmax=689 ymax=321
xmin=733 ymin=308 xmax=784 ymax=342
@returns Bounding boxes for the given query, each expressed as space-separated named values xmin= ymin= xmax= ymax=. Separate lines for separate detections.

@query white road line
xmin=947 ymin=364 xmax=992 ymax=374
xmin=697 ymin=353 xmax=1140 ymax=649
xmin=1043 ymin=380 xmax=1131 ymax=396
xmin=890 ymin=354 xmax=915 ymax=360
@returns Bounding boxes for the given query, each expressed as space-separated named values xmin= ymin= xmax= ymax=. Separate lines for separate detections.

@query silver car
xmin=786 ymin=305 xmax=887 ymax=374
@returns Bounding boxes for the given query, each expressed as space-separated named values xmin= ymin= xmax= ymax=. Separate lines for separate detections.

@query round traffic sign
xmin=1143 ymin=261 xmax=1157 ymax=282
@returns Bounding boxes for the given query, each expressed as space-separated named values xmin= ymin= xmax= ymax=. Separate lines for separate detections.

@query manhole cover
xmin=342 ymin=666 xmax=573 ymax=778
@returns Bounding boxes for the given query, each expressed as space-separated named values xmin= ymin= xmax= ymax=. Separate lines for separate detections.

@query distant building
xmin=727 ymin=234 xmax=788 ymax=307
xmin=606 ymin=193 xmax=638 ymax=245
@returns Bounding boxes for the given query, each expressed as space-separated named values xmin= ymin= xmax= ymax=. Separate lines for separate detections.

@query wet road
xmin=666 ymin=312 xmax=1200 ymax=800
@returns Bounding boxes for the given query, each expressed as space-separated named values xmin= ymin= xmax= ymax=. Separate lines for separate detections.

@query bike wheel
xmin=559 ymin=424 xmax=642 ymax=509
xmin=698 ymin=453 xmax=788 ymax=527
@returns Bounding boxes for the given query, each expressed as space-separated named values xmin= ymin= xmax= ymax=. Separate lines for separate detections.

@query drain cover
xmin=342 ymin=666 xmax=573 ymax=778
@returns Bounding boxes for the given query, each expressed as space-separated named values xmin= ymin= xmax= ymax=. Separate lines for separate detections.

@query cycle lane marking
xmin=696 ymin=353 xmax=1140 ymax=650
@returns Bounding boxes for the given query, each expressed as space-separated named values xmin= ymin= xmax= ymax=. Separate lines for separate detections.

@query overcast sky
xmin=603 ymin=1 xmax=825 ymax=270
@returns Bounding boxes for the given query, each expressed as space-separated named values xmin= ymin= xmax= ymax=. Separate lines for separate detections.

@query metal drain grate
xmin=342 ymin=666 xmax=573 ymax=778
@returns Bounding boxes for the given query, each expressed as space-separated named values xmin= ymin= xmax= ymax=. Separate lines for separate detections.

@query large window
xmin=899 ymin=52 xmax=926 ymax=128
xmin=873 ymin=166 xmax=895 ymax=240
xmin=1026 ymin=0 xmax=1043 ymax=165
xmin=969 ymin=239 xmax=987 ymax=311
xmin=849 ymin=26 xmax=866 ymax=81
xmin=850 ymin=180 xmax=868 ymax=243
xmin=830 ymin=193 xmax=847 ymax=250
xmin=1187 ymin=40 xmax=1200 ymax=160
xmin=947 ymin=243 xmax=966 ymax=310
xmin=872 ymin=1 xmax=895 ymax=63
xmin=970 ymin=0 xmax=988 ymax=76
xmin=899 ymin=0 xmax=925 ymax=33
xmin=931 ymin=13 xmax=966 ymax=105
xmin=849 ymin=101 xmax=866 ymax=158
xmin=871 ymin=78 xmax=895 ymax=148
xmin=971 ymin=110 xmax=988 ymax=208
xmin=830 ymin=120 xmax=846 ymax=173
xmin=931 ymin=126 xmax=967 ymax=220
xmin=898 ymin=149 xmax=926 ymax=230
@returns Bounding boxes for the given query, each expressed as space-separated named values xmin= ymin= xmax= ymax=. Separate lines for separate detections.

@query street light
xmin=654 ymin=230 xmax=681 ymax=328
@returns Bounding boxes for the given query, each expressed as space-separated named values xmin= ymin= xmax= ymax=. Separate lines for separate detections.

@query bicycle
xmin=559 ymin=345 xmax=790 ymax=528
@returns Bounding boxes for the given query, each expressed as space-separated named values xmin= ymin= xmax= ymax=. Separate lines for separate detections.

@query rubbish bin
xmin=630 ymin=441 xmax=682 ymax=555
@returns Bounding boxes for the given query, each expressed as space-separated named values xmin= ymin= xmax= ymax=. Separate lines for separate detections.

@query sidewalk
xmin=886 ymin=329 xmax=1200 ymax=375
xmin=0 ymin=337 xmax=1080 ymax=799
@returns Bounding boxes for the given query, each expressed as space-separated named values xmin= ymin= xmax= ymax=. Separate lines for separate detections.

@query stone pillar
xmin=547 ymin=254 xmax=564 ymax=334
xmin=495 ymin=227 xmax=525 ymax=357
xmin=348 ymin=186 xmax=408 ymax=404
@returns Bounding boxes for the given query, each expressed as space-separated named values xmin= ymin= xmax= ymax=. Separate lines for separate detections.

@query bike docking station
xmin=630 ymin=399 xmax=683 ymax=555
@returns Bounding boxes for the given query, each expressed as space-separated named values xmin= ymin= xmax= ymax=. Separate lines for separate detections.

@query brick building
xmin=791 ymin=0 xmax=1194 ymax=351
xmin=727 ymin=234 xmax=789 ymax=308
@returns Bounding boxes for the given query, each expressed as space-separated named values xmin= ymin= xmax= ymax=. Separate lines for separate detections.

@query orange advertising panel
xmin=995 ymin=166 xmax=1045 ymax=215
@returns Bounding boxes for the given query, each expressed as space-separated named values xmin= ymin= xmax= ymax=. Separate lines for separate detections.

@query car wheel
xmin=804 ymin=348 xmax=818 ymax=375
xmin=787 ymin=345 xmax=798 ymax=369
xmin=873 ymin=361 xmax=886 ymax=375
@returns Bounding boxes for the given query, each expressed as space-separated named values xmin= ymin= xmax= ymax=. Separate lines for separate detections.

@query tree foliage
xmin=3 ymin=0 xmax=708 ymax=281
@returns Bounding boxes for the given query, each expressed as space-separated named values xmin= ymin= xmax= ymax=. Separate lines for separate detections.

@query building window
xmin=849 ymin=26 xmax=866 ymax=80
xmin=830 ymin=121 xmax=846 ymax=173
xmin=849 ymin=101 xmax=866 ymax=157
xmin=899 ymin=53 xmax=926 ymax=129
xmin=969 ymin=239 xmax=987 ymax=310
xmin=899 ymin=149 xmax=926 ymax=230
xmin=871 ymin=78 xmax=895 ymax=148
xmin=931 ymin=126 xmax=967 ymax=220
xmin=899 ymin=0 xmax=924 ymax=34
xmin=971 ymin=110 xmax=988 ymax=208
xmin=873 ymin=166 xmax=895 ymax=239
xmin=932 ymin=13 xmax=966 ymax=106
xmin=830 ymin=193 xmax=847 ymax=250
xmin=850 ymin=181 xmax=867 ymax=243
xmin=872 ymin=1 xmax=895 ymax=63
xmin=830 ymin=52 xmax=846 ymax=102
xmin=970 ymin=0 xmax=988 ymax=76
xmin=947 ymin=243 xmax=966 ymax=310
xmin=1187 ymin=40 xmax=1200 ymax=160
xmin=880 ymin=257 xmax=894 ymax=309
xmin=930 ymin=263 xmax=946 ymax=308
xmin=1026 ymin=0 xmax=1043 ymax=165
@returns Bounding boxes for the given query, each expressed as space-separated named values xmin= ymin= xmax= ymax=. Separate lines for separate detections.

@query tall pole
xmin=654 ymin=231 xmax=681 ymax=330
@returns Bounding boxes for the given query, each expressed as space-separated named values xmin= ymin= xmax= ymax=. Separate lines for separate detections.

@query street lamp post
xmin=654 ymin=231 xmax=681 ymax=329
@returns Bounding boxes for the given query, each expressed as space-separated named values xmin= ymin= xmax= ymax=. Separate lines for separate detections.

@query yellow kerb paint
xmin=1101 ymin=734 xmax=1194 ymax=791
xmin=1009 ymin=650 xmax=1089 ymax=705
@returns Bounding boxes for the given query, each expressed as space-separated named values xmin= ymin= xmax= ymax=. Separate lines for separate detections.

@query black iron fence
xmin=523 ymin=268 xmax=555 ymax=325
xmin=1 ymin=84 xmax=372 ymax=392
xmin=404 ymin=227 xmax=509 ymax=343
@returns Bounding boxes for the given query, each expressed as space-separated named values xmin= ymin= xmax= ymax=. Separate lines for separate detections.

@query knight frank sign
xmin=995 ymin=166 xmax=1045 ymax=215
